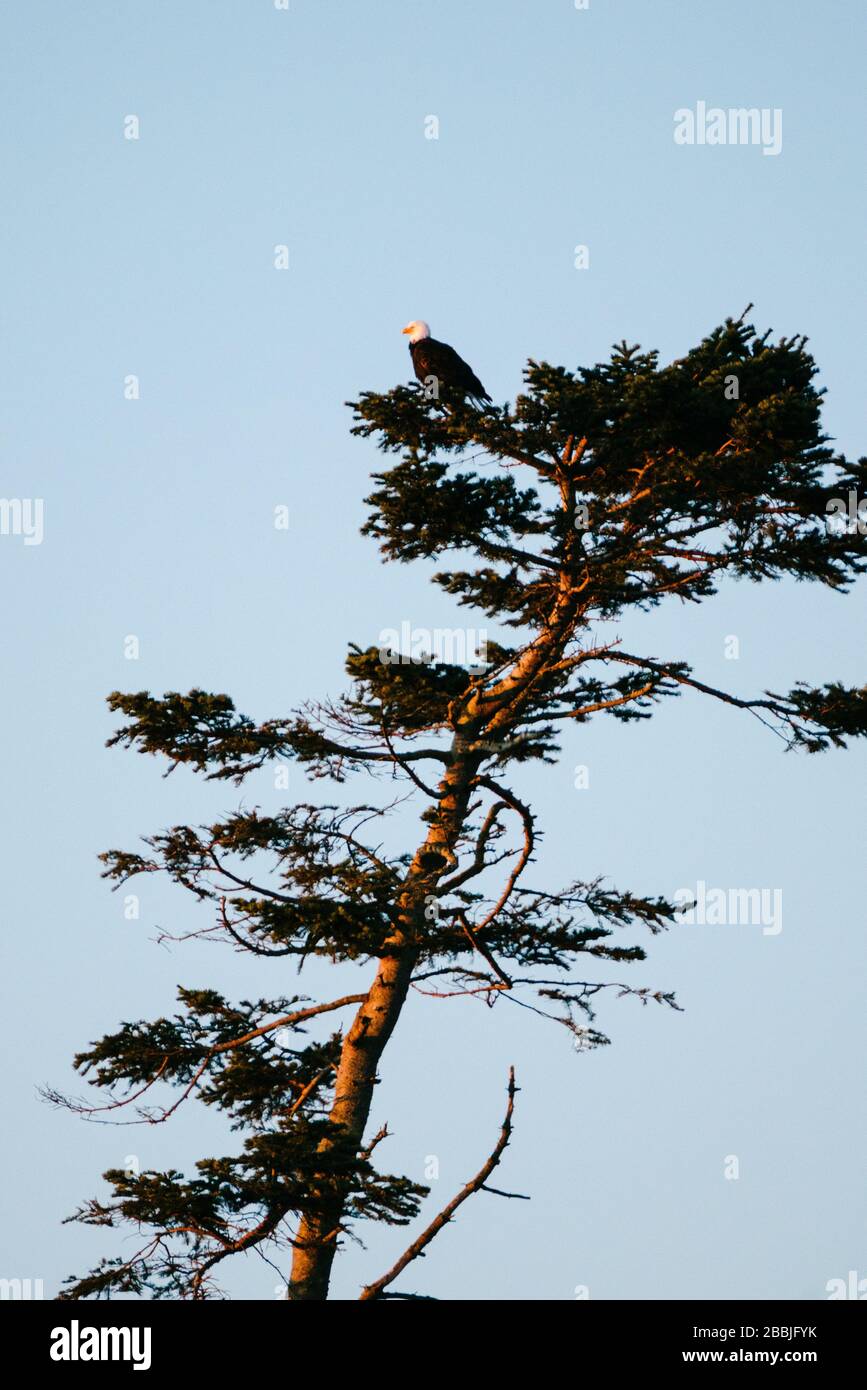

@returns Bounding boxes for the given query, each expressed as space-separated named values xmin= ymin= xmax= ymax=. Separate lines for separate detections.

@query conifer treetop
xmin=53 ymin=314 xmax=866 ymax=1299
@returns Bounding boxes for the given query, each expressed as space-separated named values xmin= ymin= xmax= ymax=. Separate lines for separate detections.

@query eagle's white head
xmin=401 ymin=320 xmax=431 ymax=343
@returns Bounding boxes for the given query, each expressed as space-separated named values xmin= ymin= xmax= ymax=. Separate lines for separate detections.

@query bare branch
xmin=471 ymin=776 xmax=536 ymax=932
xmin=457 ymin=910 xmax=513 ymax=988
xmin=437 ymin=799 xmax=509 ymax=892
xmin=359 ymin=1068 xmax=520 ymax=1301
xmin=605 ymin=651 xmax=794 ymax=740
xmin=380 ymin=721 xmax=442 ymax=798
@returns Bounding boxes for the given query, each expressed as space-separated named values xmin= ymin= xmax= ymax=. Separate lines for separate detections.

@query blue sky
xmin=1 ymin=0 xmax=864 ymax=1300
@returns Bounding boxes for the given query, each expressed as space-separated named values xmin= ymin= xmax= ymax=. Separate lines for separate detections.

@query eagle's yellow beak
xmin=401 ymin=325 xmax=411 ymax=334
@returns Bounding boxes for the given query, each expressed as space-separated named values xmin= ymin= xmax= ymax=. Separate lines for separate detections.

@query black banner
xmin=2 ymin=1298 xmax=861 ymax=1375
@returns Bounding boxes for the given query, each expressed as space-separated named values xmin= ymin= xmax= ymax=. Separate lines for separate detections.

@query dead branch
xmin=437 ymin=799 xmax=509 ymax=892
xmin=359 ymin=1067 xmax=520 ymax=1301
xmin=471 ymin=776 xmax=536 ymax=932
xmin=457 ymin=910 xmax=513 ymax=988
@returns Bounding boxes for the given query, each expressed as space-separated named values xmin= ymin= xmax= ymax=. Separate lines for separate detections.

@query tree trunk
xmin=288 ymin=468 xmax=581 ymax=1298
xmin=287 ymin=742 xmax=481 ymax=1299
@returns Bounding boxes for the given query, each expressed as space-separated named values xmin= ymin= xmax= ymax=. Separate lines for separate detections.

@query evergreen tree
xmin=54 ymin=311 xmax=867 ymax=1300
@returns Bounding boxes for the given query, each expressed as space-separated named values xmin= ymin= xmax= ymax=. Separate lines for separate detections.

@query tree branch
xmin=359 ymin=1068 xmax=520 ymax=1301
xmin=471 ymin=776 xmax=536 ymax=932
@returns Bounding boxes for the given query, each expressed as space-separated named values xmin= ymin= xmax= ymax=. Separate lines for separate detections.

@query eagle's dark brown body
xmin=409 ymin=335 xmax=491 ymax=404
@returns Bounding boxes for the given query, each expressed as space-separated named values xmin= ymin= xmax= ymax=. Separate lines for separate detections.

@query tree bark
xmin=287 ymin=741 xmax=481 ymax=1299
xmin=288 ymin=461 xmax=582 ymax=1298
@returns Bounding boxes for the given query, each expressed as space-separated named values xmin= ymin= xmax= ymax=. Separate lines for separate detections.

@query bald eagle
xmin=402 ymin=320 xmax=491 ymax=405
